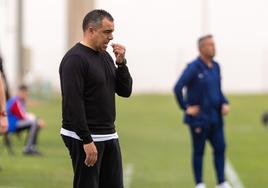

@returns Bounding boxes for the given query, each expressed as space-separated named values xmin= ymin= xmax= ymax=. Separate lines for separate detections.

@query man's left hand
xmin=222 ymin=104 xmax=230 ymax=116
xmin=111 ymin=43 xmax=126 ymax=64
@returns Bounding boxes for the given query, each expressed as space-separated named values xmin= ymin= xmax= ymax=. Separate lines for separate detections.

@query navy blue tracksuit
xmin=174 ymin=57 xmax=229 ymax=184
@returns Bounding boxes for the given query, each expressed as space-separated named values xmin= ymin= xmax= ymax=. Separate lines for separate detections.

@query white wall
xmin=210 ymin=0 xmax=268 ymax=93
xmin=1 ymin=0 xmax=67 ymax=93
xmin=23 ymin=0 xmax=67 ymax=90
xmin=96 ymin=0 xmax=202 ymax=93
xmin=0 ymin=0 xmax=20 ymax=93
xmin=96 ymin=0 xmax=268 ymax=94
xmin=2 ymin=0 xmax=268 ymax=94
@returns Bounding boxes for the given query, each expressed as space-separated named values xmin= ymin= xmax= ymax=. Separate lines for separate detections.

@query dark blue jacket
xmin=174 ymin=57 xmax=228 ymax=127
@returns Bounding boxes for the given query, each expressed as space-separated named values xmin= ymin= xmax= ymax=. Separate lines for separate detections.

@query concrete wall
xmin=67 ymin=0 xmax=95 ymax=48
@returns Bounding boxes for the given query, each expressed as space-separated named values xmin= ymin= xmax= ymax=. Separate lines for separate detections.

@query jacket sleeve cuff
xmin=82 ymin=135 xmax=93 ymax=144
xmin=222 ymin=99 xmax=229 ymax=104
xmin=117 ymin=64 xmax=129 ymax=72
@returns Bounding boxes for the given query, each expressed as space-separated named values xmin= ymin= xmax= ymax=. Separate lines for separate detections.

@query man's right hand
xmin=186 ymin=105 xmax=200 ymax=116
xmin=83 ymin=142 xmax=98 ymax=167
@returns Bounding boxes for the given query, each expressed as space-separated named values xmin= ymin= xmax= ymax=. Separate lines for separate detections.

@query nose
xmin=108 ymin=34 xmax=113 ymax=40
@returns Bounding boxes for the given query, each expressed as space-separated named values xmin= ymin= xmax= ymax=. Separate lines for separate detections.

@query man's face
xmin=90 ymin=18 xmax=114 ymax=52
xmin=199 ymin=37 xmax=216 ymax=58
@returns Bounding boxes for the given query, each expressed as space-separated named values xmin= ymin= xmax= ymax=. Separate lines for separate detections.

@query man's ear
xmin=87 ymin=26 xmax=95 ymax=35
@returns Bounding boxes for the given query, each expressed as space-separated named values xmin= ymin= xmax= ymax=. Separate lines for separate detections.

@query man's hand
xmin=222 ymin=104 xmax=230 ymax=116
xmin=186 ymin=105 xmax=200 ymax=117
xmin=0 ymin=116 xmax=8 ymax=134
xmin=194 ymin=127 xmax=202 ymax=134
xmin=111 ymin=43 xmax=126 ymax=64
xmin=83 ymin=142 xmax=98 ymax=167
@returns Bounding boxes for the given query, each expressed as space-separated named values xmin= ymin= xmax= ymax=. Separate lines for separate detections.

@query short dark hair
xmin=82 ymin=9 xmax=114 ymax=32
xmin=18 ymin=84 xmax=28 ymax=91
xmin=198 ymin=34 xmax=213 ymax=48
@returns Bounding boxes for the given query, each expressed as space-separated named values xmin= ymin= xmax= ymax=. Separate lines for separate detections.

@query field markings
xmin=225 ymin=160 xmax=245 ymax=188
xmin=124 ymin=163 xmax=134 ymax=188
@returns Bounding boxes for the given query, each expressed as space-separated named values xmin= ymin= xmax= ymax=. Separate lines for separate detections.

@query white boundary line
xmin=225 ymin=160 xmax=245 ymax=188
xmin=124 ymin=163 xmax=134 ymax=188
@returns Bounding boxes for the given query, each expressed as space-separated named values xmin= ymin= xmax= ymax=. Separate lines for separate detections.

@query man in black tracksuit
xmin=59 ymin=9 xmax=132 ymax=188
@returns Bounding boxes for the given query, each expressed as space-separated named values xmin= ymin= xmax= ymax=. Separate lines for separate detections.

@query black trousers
xmin=62 ymin=135 xmax=124 ymax=188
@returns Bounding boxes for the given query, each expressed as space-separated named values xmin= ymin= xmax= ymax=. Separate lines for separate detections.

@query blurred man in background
xmin=0 ymin=54 xmax=11 ymax=99
xmin=0 ymin=76 xmax=8 ymax=134
xmin=59 ymin=9 xmax=132 ymax=188
xmin=174 ymin=35 xmax=231 ymax=188
xmin=0 ymin=55 xmax=8 ymax=134
xmin=0 ymin=55 xmax=8 ymax=171
xmin=0 ymin=53 xmax=14 ymax=154
xmin=6 ymin=85 xmax=44 ymax=155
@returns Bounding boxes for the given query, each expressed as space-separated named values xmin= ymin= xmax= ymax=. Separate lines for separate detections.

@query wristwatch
xmin=0 ymin=111 xmax=7 ymax=117
xmin=116 ymin=59 xmax=127 ymax=67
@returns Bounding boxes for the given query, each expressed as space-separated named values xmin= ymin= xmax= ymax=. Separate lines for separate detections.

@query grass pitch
xmin=0 ymin=94 xmax=267 ymax=188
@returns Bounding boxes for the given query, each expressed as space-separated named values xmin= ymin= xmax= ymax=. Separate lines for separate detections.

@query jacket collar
xmin=196 ymin=56 xmax=216 ymax=69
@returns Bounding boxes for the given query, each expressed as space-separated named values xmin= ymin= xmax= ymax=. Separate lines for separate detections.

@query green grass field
xmin=0 ymin=94 xmax=268 ymax=188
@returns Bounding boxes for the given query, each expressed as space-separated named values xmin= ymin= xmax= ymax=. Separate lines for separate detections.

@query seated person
xmin=6 ymin=85 xmax=44 ymax=155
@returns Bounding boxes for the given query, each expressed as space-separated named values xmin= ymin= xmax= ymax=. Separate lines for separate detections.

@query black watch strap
xmin=116 ymin=59 xmax=127 ymax=67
